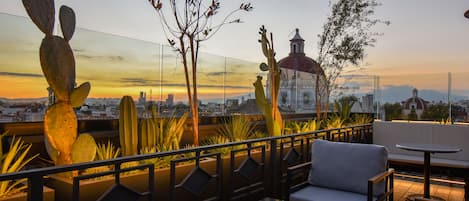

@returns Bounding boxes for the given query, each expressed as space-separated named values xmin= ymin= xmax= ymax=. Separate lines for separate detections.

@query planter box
xmin=0 ymin=187 xmax=54 ymax=201
xmin=46 ymin=159 xmax=218 ymax=201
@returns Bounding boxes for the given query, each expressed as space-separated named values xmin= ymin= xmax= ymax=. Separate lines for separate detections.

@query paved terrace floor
xmin=395 ymin=178 xmax=465 ymax=201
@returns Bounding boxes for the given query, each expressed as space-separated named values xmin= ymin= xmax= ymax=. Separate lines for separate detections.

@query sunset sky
xmin=0 ymin=0 xmax=468 ymax=102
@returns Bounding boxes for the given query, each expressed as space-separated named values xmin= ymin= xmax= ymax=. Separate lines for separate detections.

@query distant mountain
xmin=0 ymin=97 xmax=48 ymax=104
xmin=380 ymin=85 xmax=467 ymax=103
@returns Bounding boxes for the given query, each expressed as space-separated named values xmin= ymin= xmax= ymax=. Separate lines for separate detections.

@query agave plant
xmin=155 ymin=113 xmax=188 ymax=152
xmin=350 ymin=114 xmax=373 ymax=126
xmin=0 ymin=135 xmax=38 ymax=198
xmin=325 ymin=115 xmax=345 ymax=129
xmin=284 ymin=120 xmax=319 ymax=134
xmin=96 ymin=140 xmax=121 ymax=161
xmin=139 ymin=146 xmax=172 ymax=168
xmin=202 ymin=135 xmax=232 ymax=156
xmin=217 ymin=115 xmax=255 ymax=142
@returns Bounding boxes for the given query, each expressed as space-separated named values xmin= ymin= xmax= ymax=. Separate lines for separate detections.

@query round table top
xmin=396 ymin=143 xmax=462 ymax=153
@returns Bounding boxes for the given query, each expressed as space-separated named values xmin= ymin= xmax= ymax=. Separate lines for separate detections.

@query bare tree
xmin=315 ymin=0 xmax=389 ymax=120
xmin=148 ymin=0 xmax=252 ymax=145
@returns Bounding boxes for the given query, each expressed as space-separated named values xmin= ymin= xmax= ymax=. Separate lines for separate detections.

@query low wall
xmin=373 ymin=121 xmax=469 ymax=161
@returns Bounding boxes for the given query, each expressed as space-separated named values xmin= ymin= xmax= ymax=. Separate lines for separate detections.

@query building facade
xmin=267 ymin=29 xmax=325 ymax=113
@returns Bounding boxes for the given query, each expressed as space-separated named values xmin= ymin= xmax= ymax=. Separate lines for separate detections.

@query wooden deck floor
xmin=395 ymin=178 xmax=465 ymax=201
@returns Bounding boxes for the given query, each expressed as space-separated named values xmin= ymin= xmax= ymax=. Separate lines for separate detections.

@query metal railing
xmin=0 ymin=124 xmax=373 ymax=201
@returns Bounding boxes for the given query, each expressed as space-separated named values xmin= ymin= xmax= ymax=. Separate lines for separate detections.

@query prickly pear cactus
xmin=254 ymin=26 xmax=283 ymax=136
xmin=119 ymin=96 xmax=138 ymax=156
xmin=71 ymin=134 xmax=97 ymax=163
xmin=22 ymin=0 xmax=92 ymax=165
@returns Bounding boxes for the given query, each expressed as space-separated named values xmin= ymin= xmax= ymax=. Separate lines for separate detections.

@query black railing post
xmin=27 ymin=175 xmax=43 ymax=201
xmin=269 ymin=138 xmax=278 ymax=197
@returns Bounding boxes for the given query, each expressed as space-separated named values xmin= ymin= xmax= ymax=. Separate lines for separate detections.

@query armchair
xmin=286 ymin=140 xmax=394 ymax=201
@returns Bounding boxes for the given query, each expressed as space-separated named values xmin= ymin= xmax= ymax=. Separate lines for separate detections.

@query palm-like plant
xmin=0 ymin=134 xmax=38 ymax=197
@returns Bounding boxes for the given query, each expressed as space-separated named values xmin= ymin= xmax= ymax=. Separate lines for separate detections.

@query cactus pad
xmin=59 ymin=6 xmax=76 ymax=42
xmin=70 ymin=82 xmax=91 ymax=108
xmin=71 ymin=134 xmax=97 ymax=164
xmin=22 ymin=0 xmax=55 ymax=36
xmin=40 ymin=36 xmax=76 ymax=101
xmin=44 ymin=102 xmax=77 ymax=165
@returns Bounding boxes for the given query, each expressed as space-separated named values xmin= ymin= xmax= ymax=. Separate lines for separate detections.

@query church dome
xmin=278 ymin=29 xmax=323 ymax=75
xmin=402 ymin=88 xmax=427 ymax=110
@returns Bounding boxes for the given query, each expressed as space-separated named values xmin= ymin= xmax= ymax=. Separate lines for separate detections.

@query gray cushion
xmin=308 ymin=140 xmax=387 ymax=196
xmin=290 ymin=185 xmax=377 ymax=201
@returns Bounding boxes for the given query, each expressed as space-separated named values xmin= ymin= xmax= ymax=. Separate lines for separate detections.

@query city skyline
xmin=0 ymin=1 xmax=468 ymax=101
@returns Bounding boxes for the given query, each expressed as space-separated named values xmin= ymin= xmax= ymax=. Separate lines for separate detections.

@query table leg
xmin=424 ymin=151 xmax=431 ymax=198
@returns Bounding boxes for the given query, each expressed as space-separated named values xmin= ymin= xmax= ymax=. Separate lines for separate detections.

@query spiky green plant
xmin=202 ymin=136 xmax=232 ymax=156
xmin=217 ymin=115 xmax=255 ymax=142
xmin=139 ymin=146 xmax=172 ymax=168
xmin=0 ymin=136 xmax=38 ymax=198
xmin=284 ymin=120 xmax=319 ymax=135
xmin=325 ymin=115 xmax=345 ymax=129
xmin=155 ymin=113 xmax=188 ymax=152
xmin=96 ymin=140 xmax=121 ymax=161
xmin=350 ymin=114 xmax=373 ymax=126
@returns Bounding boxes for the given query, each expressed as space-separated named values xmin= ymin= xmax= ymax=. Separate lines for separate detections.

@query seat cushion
xmin=290 ymin=185 xmax=377 ymax=201
xmin=308 ymin=140 xmax=387 ymax=196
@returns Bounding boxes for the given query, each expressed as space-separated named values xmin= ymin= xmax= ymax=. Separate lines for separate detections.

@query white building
xmin=267 ymin=29 xmax=325 ymax=113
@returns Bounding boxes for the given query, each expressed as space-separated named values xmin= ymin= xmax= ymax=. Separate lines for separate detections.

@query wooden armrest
xmin=369 ymin=168 xmax=394 ymax=184
xmin=287 ymin=162 xmax=311 ymax=173
xmin=367 ymin=169 xmax=394 ymax=201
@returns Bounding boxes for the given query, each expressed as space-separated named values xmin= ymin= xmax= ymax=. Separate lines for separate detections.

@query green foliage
xmin=421 ymin=103 xmax=449 ymax=121
xmin=155 ymin=113 xmax=188 ymax=152
xmin=334 ymin=96 xmax=357 ymax=122
xmin=284 ymin=120 xmax=319 ymax=135
xmin=201 ymin=135 xmax=231 ymax=156
xmin=0 ymin=136 xmax=38 ymax=197
xmin=96 ymin=140 xmax=121 ymax=161
xmin=383 ymin=103 xmax=403 ymax=121
xmin=316 ymin=0 xmax=388 ymax=119
xmin=254 ymin=26 xmax=283 ymax=137
xmin=217 ymin=115 xmax=254 ymax=142
xmin=325 ymin=115 xmax=345 ymax=129
xmin=350 ymin=114 xmax=373 ymax=126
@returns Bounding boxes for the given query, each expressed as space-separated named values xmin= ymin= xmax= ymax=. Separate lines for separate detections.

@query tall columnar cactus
xmin=119 ymin=96 xmax=139 ymax=156
xmin=139 ymin=118 xmax=157 ymax=150
xmin=22 ymin=0 xmax=95 ymax=165
xmin=254 ymin=26 xmax=283 ymax=137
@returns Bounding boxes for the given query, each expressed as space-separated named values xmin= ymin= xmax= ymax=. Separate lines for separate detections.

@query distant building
xmin=226 ymin=99 xmax=239 ymax=108
xmin=138 ymin=91 xmax=146 ymax=105
xmin=267 ymin=28 xmax=325 ymax=113
xmin=401 ymin=88 xmax=428 ymax=119
xmin=362 ymin=94 xmax=374 ymax=113
xmin=166 ymin=94 xmax=174 ymax=107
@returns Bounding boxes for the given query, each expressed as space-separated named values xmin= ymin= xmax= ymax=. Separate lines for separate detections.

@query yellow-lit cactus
xmin=22 ymin=0 xmax=94 ymax=166
xmin=254 ymin=26 xmax=283 ymax=136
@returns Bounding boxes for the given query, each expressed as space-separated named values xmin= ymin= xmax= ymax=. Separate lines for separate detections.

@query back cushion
xmin=308 ymin=140 xmax=388 ymax=195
